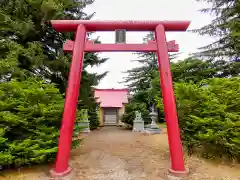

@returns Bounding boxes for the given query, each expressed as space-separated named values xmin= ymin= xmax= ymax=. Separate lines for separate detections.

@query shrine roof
xmin=94 ymin=88 xmax=128 ymax=108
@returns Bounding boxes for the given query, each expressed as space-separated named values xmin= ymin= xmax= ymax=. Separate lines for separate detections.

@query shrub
xmin=73 ymin=109 xmax=88 ymax=136
xmin=88 ymin=107 xmax=100 ymax=130
xmin=156 ymin=77 xmax=240 ymax=161
xmin=0 ymin=78 xmax=83 ymax=168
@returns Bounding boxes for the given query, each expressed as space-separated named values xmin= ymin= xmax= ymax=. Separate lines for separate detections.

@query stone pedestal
xmin=168 ymin=168 xmax=189 ymax=178
xmin=133 ymin=120 xmax=144 ymax=132
xmin=50 ymin=168 xmax=76 ymax=180
xmin=132 ymin=111 xmax=145 ymax=132
xmin=78 ymin=120 xmax=90 ymax=133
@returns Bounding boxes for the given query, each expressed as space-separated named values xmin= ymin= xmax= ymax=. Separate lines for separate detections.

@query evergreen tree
xmin=124 ymin=33 xmax=179 ymax=101
xmin=0 ymin=0 xmax=107 ymax=128
xmin=122 ymin=31 xmax=240 ymax=125
xmin=170 ymin=58 xmax=240 ymax=83
xmin=0 ymin=0 xmax=106 ymax=168
xmin=0 ymin=78 xmax=65 ymax=167
xmin=192 ymin=0 xmax=240 ymax=61
xmin=88 ymin=106 xmax=100 ymax=130
xmin=122 ymin=32 xmax=156 ymax=93
xmin=121 ymin=32 xmax=179 ymax=124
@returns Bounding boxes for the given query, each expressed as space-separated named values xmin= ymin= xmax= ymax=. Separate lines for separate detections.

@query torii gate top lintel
xmin=51 ymin=20 xmax=191 ymax=32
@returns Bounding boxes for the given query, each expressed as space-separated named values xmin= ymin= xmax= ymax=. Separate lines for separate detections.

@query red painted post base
xmin=168 ymin=168 xmax=189 ymax=177
xmin=50 ymin=167 xmax=74 ymax=179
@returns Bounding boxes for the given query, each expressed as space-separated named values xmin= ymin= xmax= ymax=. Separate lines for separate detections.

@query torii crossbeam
xmin=50 ymin=20 xmax=190 ymax=179
xmin=63 ymin=40 xmax=179 ymax=52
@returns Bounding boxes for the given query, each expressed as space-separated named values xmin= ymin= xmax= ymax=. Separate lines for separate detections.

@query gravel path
xmin=68 ymin=127 xmax=240 ymax=180
xmin=1 ymin=126 xmax=240 ymax=180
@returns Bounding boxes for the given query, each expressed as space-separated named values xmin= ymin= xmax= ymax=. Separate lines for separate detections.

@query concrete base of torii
xmin=168 ymin=168 xmax=190 ymax=179
xmin=49 ymin=168 xmax=76 ymax=180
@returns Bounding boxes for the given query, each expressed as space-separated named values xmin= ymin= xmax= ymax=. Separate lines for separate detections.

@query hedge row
xmin=156 ymin=78 xmax=240 ymax=160
xmin=0 ymin=78 xmax=99 ymax=168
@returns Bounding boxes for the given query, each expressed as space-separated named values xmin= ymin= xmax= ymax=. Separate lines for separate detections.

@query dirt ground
xmin=1 ymin=126 xmax=240 ymax=180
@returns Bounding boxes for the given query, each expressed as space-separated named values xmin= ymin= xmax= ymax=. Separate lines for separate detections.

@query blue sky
xmin=84 ymin=0 xmax=214 ymax=88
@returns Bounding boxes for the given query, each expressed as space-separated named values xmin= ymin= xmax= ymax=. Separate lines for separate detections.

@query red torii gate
xmin=50 ymin=20 xmax=190 ymax=178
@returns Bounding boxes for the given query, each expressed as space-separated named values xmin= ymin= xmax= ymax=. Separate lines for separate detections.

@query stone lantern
xmin=145 ymin=105 xmax=161 ymax=134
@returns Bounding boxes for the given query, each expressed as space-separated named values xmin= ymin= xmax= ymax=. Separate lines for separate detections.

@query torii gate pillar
xmin=50 ymin=20 xmax=190 ymax=179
